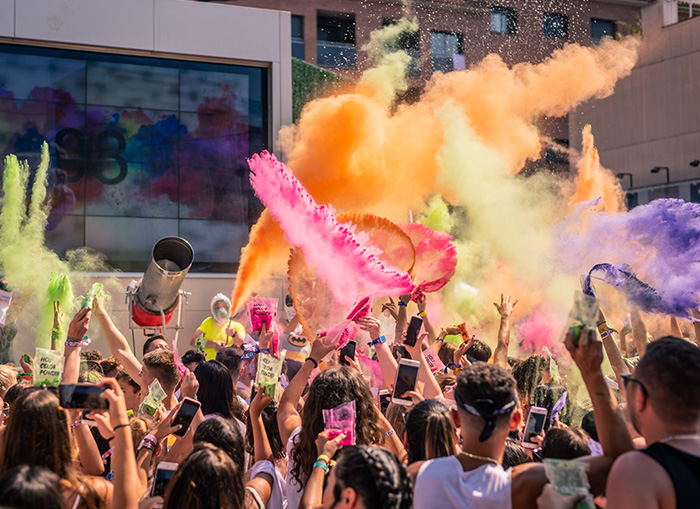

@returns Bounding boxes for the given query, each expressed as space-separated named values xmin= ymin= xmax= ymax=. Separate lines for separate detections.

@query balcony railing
xmin=317 ymin=41 xmax=356 ymax=69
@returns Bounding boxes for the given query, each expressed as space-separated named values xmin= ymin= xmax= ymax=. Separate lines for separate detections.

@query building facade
xmin=0 ymin=0 xmax=292 ymax=355
xmin=570 ymin=0 xmax=700 ymax=205
xmin=213 ymin=0 xmax=648 ymax=152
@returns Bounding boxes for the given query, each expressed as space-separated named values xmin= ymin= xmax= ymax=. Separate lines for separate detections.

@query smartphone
xmin=392 ymin=344 xmax=411 ymax=360
xmin=521 ymin=406 xmax=548 ymax=448
xmin=340 ymin=340 xmax=357 ymax=366
xmin=171 ymin=397 xmax=201 ymax=437
xmin=392 ymin=359 xmax=420 ymax=406
xmin=379 ymin=389 xmax=391 ymax=413
xmin=404 ymin=316 xmax=423 ymax=347
xmin=80 ymin=410 xmax=97 ymax=427
xmin=58 ymin=384 xmax=108 ymax=410
xmin=151 ymin=461 xmax=178 ymax=497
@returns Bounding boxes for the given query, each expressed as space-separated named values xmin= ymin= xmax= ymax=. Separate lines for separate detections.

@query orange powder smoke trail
xmin=232 ymin=37 xmax=639 ymax=312
xmin=567 ymin=124 xmax=627 ymax=213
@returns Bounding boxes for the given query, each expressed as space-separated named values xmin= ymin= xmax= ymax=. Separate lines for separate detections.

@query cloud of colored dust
xmin=233 ymin=35 xmax=640 ymax=348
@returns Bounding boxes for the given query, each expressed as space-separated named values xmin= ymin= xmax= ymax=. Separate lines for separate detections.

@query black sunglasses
xmin=621 ymin=373 xmax=648 ymax=396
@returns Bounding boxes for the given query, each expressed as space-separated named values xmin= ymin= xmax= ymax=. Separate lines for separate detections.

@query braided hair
xmin=332 ymin=446 xmax=412 ymax=509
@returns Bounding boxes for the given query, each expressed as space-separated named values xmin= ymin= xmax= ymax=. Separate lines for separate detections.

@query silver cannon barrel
xmin=136 ymin=237 xmax=194 ymax=314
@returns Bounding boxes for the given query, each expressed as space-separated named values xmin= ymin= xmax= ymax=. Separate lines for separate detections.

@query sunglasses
xmin=621 ymin=373 xmax=648 ymax=396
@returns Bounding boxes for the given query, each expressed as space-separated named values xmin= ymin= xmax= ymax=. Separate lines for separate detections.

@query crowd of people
xmin=0 ymin=289 xmax=698 ymax=509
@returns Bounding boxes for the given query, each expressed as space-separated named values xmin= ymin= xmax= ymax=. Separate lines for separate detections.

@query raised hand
xmin=493 ymin=293 xmax=518 ymax=317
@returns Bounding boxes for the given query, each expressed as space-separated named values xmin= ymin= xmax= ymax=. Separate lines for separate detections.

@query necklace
xmin=459 ymin=450 xmax=499 ymax=465
xmin=659 ymin=434 xmax=700 ymax=443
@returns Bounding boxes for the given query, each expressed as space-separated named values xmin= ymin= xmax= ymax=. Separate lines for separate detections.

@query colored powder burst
xmin=515 ymin=309 xmax=566 ymax=357
xmin=37 ymin=272 xmax=74 ymax=348
xmin=417 ymin=196 xmax=454 ymax=234
xmin=0 ymin=143 xmax=76 ymax=349
xmin=557 ymin=200 xmax=700 ymax=318
xmin=566 ymin=124 xmax=626 ymax=214
xmin=248 ymin=151 xmax=414 ymax=308
xmin=233 ymin=34 xmax=639 ymax=315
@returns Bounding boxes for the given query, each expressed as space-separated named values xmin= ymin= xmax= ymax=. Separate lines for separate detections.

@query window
xmin=591 ymin=18 xmax=615 ymax=44
xmin=0 ymin=43 xmax=268 ymax=272
xmin=382 ymin=18 xmax=420 ymax=75
xmin=317 ymin=11 xmax=356 ymax=69
xmin=430 ymin=31 xmax=463 ymax=73
xmin=491 ymin=7 xmax=517 ymax=35
xmin=543 ymin=13 xmax=568 ymax=38
xmin=291 ymin=15 xmax=304 ymax=59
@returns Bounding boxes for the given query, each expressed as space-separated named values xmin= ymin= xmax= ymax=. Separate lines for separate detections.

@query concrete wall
xmin=570 ymin=1 xmax=700 ymax=188
xmin=0 ymin=0 xmax=293 ymax=362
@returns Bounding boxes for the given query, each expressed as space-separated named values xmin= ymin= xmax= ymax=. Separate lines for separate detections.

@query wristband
xmin=71 ymin=421 xmax=82 ymax=429
xmin=398 ymin=301 xmax=408 ymax=307
xmin=65 ymin=336 xmax=91 ymax=347
xmin=101 ymin=446 xmax=115 ymax=464
xmin=444 ymin=362 xmax=461 ymax=373
xmin=316 ymin=454 xmax=331 ymax=465
xmin=313 ymin=461 xmax=329 ymax=473
xmin=600 ymin=329 xmax=614 ymax=339
xmin=138 ymin=434 xmax=157 ymax=451
xmin=368 ymin=335 xmax=386 ymax=347
xmin=385 ymin=429 xmax=396 ymax=438
xmin=113 ymin=423 xmax=130 ymax=432
xmin=306 ymin=357 xmax=319 ymax=369
xmin=418 ymin=311 xmax=427 ymax=317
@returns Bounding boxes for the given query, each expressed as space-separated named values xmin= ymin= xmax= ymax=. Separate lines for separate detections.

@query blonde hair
xmin=0 ymin=365 xmax=17 ymax=398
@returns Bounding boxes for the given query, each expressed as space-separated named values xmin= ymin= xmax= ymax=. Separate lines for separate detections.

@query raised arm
xmin=403 ymin=334 xmax=442 ymax=400
xmin=629 ymin=309 xmax=649 ymax=357
xmin=597 ymin=310 xmax=629 ymax=385
xmin=250 ymin=387 xmax=274 ymax=463
xmin=357 ymin=316 xmax=397 ymax=391
xmin=493 ymin=294 xmax=517 ymax=370
xmin=92 ymin=297 xmax=143 ymax=385
xmin=100 ymin=378 xmax=138 ymax=509
xmin=565 ymin=326 xmax=634 ymax=459
xmin=278 ymin=338 xmax=335 ymax=444
xmin=61 ymin=306 xmax=91 ymax=384
xmin=416 ymin=295 xmax=437 ymax=343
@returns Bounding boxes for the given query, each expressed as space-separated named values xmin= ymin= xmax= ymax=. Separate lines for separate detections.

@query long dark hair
xmin=193 ymin=417 xmax=245 ymax=472
xmin=195 ymin=360 xmax=245 ymax=421
xmin=405 ymin=399 xmax=456 ymax=464
xmin=245 ymin=401 xmax=285 ymax=461
xmin=332 ymin=446 xmax=412 ymax=509
xmin=0 ymin=465 xmax=66 ymax=509
xmin=290 ymin=366 xmax=383 ymax=487
xmin=0 ymin=389 xmax=103 ymax=508
xmin=164 ymin=443 xmax=244 ymax=509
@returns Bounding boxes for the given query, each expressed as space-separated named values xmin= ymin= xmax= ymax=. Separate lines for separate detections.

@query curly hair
xmin=332 ymin=446 xmax=412 ymax=509
xmin=290 ymin=366 xmax=383 ymax=487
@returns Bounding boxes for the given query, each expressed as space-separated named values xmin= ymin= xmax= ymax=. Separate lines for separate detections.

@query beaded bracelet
xmin=367 ymin=335 xmax=386 ymax=347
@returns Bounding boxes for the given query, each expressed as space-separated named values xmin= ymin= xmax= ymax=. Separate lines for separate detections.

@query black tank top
xmin=641 ymin=442 xmax=700 ymax=509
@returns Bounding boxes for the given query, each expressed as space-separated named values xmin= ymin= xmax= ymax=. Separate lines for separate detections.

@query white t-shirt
xmin=250 ymin=459 xmax=287 ymax=509
xmin=284 ymin=426 xmax=303 ymax=509
xmin=414 ymin=456 xmax=512 ymax=509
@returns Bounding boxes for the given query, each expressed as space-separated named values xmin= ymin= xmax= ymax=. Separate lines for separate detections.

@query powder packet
xmin=346 ymin=296 xmax=372 ymax=323
xmin=139 ymin=379 xmax=167 ymax=417
xmin=255 ymin=350 xmax=286 ymax=400
xmin=78 ymin=283 xmax=105 ymax=310
xmin=247 ymin=297 xmax=277 ymax=333
xmin=544 ymin=459 xmax=595 ymax=509
xmin=172 ymin=340 xmax=187 ymax=379
xmin=563 ymin=291 xmax=599 ymax=347
xmin=423 ymin=348 xmax=445 ymax=373
xmin=34 ymin=347 xmax=63 ymax=387
xmin=323 ymin=400 xmax=356 ymax=446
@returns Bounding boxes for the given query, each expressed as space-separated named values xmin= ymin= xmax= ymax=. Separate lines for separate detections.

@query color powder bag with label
xmin=323 ymin=400 xmax=356 ymax=446
xmin=255 ymin=350 xmax=286 ymax=400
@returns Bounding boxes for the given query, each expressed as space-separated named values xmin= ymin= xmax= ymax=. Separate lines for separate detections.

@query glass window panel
xmin=180 ymin=69 xmax=249 ymax=114
xmin=179 ymin=219 xmax=249 ymax=265
xmin=0 ymin=52 xmax=85 ymax=103
xmin=45 ymin=215 xmax=85 ymax=258
xmin=179 ymin=165 xmax=248 ymax=222
xmin=179 ymin=111 xmax=249 ymax=170
xmin=87 ymin=61 xmax=179 ymax=110
xmin=85 ymin=216 xmax=178 ymax=267
xmin=591 ymin=19 xmax=615 ymax=44
xmin=543 ymin=13 xmax=568 ymax=38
